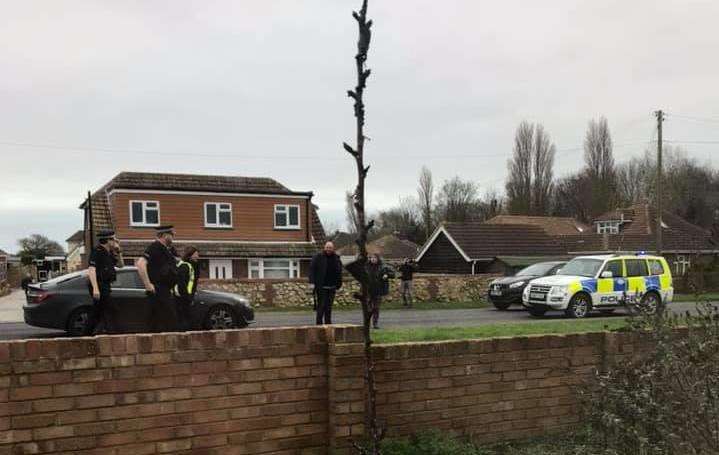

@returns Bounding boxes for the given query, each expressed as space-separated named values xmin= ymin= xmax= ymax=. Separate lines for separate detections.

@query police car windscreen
xmin=558 ymin=258 xmax=603 ymax=277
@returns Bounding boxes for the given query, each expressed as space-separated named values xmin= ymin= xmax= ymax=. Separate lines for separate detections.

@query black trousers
xmin=369 ymin=295 xmax=382 ymax=327
xmin=150 ymin=285 xmax=179 ymax=333
xmin=91 ymin=285 xmax=114 ymax=335
xmin=316 ymin=288 xmax=336 ymax=325
xmin=176 ymin=295 xmax=194 ymax=331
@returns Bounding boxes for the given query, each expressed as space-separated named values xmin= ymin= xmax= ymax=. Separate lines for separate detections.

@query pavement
xmin=0 ymin=288 xmax=702 ymax=340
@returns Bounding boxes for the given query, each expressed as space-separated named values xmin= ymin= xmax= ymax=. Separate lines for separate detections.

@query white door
xmin=209 ymin=259 xmax=233 ymax=280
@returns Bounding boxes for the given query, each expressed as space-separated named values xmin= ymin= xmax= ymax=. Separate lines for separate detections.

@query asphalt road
xmin=0 ymin=301 xmax=701 ymax=341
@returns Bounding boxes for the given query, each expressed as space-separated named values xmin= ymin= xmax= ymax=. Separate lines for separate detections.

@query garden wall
xmin=201 ymin=273 xmax=497 ymax=308
xmin=0 ymin=326 xmax=652 ymax=454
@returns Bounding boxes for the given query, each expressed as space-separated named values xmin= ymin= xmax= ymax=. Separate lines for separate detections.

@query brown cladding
xmin=417 ymin=232 xmax=473 ymax=274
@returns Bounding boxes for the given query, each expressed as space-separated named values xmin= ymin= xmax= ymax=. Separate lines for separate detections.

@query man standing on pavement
xmin=87 ymin=230 xmax=122 ymax=334
xmin=399 ymin=258 xmax=418 ymax=307
xmin=309 ymin=241 xmax=343 ymax=325
xmin=21 ymin=274 xmax=33 ymax=296
xmin=137 ymin=226 xmax=180 ymax=332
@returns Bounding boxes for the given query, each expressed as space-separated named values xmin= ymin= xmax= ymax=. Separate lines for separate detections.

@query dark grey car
xmin=23 ymin=267 xmax=255 ymax=336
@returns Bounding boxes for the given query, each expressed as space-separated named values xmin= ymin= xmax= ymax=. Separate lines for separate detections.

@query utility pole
xmin=655 ymin=110 xmax=664 ymax=254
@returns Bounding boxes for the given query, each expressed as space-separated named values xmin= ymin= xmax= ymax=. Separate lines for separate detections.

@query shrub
xmin=379 ymin=431 xmax=487 ymax=455
xmin=581 ymin=301 xmax=719 ymax=454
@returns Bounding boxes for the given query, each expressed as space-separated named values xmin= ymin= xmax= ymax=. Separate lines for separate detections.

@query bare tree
xmin=342 ymin=1 xmax=382 ymax=453
xmin=345 ymin=191 xmax=360 ymax=234
xmin=479 ymin=188 xmax=504 ymax=221
xmin=584 ymin=116 xmax=616 ymax=216
xmin=435 ymin=176 xmax=481 ymax=223
xmin=417 ymin=166 xmax=434 ymax=241
xmin=506 ymin=121 xmax=534 ymax=214
xmin=531 ymin=124 xmax=555 ymax=215
xmin=553 ymin=172 xmax=593 ymax=223
xmin=376 ymin=197 xmax=422 ymax=243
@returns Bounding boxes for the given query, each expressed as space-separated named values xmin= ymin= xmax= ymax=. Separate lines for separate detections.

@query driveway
xmin=0 ymin=290 xmax=25 ymax=323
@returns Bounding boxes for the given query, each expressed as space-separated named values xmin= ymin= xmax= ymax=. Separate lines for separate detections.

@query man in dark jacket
xmin=398 ymin=258 xmax=418 ymax=307
xmin=309 ymin=241 xmax=343 ymax=325
xmin=21 ymin=274 xmax=33 ymax=296
xmin=175 ymin=245 xmax=200 ymax=330
xmin=366 ymin=254 xmax=394 ymax=329
xmin=137 ymin=226 xmax=180 ymax=332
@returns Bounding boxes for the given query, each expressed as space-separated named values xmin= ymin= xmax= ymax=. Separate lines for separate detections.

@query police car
xmin=521 ymin=254 xmax=673 ymax=318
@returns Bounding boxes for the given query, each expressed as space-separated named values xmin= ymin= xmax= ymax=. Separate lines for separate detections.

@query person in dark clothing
xmin=87 ymin=231 xmax=122 ymax=334
xmin=175 ymin=245 xmax=200 ymax=330
xmin=398 ymin=258 xmax=418 ymax=307
xmin=366 ymin=254 xmax=394 ymax=329
xmin=137 ymin=225 xmax=180 ymax=333
xmin=309 ymin=241 xmax=343 ymax=325
xmin=21 ymin=274 xmax=33 ymax=296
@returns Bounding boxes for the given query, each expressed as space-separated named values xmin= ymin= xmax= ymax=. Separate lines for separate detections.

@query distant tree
xmin=616 ymin=154 xmax=651 ymax=206
xmin=417 ymin=166 xmax=435 ymax=241
xmin=376 ymin=197 xmax=422 ymax=243
xmin=435 ymin=176 xmax=481 ymax=223
xmin=552 ymin=173 xmax=593 ymax=223
xmin=506 ymin=121 xmax=556 ymax=215
xmin=18 ymin=234 xmax=64 ymax=265
xmin=345 ymin=190 xmax=360 ymax=234
xmin=584 ymin=116 xmax=616 ymax=216
xmin=479 ymin=189 xmax=505 ymax=220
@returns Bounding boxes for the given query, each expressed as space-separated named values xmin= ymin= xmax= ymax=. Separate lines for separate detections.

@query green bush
xmin=380 ymin=431 xmax=487 ymax=455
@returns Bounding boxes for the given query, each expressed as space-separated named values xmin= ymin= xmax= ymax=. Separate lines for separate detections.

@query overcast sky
xmin=2 ymin=0 xmax=719 ymax=253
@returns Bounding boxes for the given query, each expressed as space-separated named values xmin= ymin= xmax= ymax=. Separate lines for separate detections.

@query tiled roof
xmin=485 ymin=215 xmax=589 ymax=235
xmin=120 ymin=241 xmax=318 ymax=258
xmin=338 ymin=234 xmax=419 ymax=259
xmin=443 ymin=222 xmax=565 ymax=259
xmin=66 ymin=230 xmax=84 ymax=243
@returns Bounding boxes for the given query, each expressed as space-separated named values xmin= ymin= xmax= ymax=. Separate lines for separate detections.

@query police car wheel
xmin=204 ymin=304 xmax=238 ymax=330
xmin=565 ymin=294 xmax=591 ymax=319
xmin=66 ymin=307 xmax=92 ymax=337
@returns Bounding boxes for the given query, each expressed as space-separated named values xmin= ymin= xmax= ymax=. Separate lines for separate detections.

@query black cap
xmin=155 ymin=225 xmax=175 ymax=235
xmin=97 ymin=230 xmax=116 ymax=241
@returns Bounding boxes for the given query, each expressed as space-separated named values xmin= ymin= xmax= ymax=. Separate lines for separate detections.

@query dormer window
xmin=597 ymin=221 xmax=620 ymax=234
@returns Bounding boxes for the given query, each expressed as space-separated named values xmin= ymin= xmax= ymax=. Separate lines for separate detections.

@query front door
xmin=209 ymin=259 xmax=233 ymax=280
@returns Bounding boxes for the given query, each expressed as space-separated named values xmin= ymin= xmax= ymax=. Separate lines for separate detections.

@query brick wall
xmin=0 ymin=326 xmax=651 ymax=454
xmin=203 ymin=273 xmax=498 ymax=308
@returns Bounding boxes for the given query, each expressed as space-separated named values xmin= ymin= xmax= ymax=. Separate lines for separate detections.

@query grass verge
xmin=373 ymin=318 xmax=628 ymax=344
xmin=256 ymin=299 xmax=489 ymax=312
xmin=673 ymin=292 xmax=719 ymax=302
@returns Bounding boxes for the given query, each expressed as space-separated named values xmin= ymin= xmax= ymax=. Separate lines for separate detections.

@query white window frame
xmin=596 ymin=221 xmax=620 ymax=234
xmin=129 ymin=200 xmax=160 ymax=227
xmin=674 ymin=255 xmax=691 ymax=276
xmin=248 ymin=258 xmax=301 ymax=279
xmin=204 ymin=202 xmax=233 ymax=228
xmin=274 ymin=204 xmax=301 ymax=230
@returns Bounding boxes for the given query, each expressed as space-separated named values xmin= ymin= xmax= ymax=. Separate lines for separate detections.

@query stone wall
xmin=202 ymin=273 xmax=498 ymax=308
xmin=0 ymin=326 xmax=655 ymax=454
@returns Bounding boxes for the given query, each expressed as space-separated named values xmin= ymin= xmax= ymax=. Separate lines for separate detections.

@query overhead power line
xmin=666 ymin=113 xmax=719 ymax=124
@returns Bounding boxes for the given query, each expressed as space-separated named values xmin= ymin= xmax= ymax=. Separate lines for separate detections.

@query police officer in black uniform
xmin=87 ymin=230 xmax=122 ymax=334
xmin=136 ymin=225 xmax=180 ymax=332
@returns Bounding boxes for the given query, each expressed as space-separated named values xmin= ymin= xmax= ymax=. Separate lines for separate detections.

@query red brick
xmin=11 ymin=413 xmax=56 ymax=429
xmin=32 ymin=397 xmax=74 ymax=413
xmin=157 ymin=439 xmax=192 ymax=453
xmin=53 ymin=382 xmax=94 ymax=397
xmin=76 ymin=394 xmax=116 ymax=409
xmin=10 ymin=386 xmax=53 ymax=401
xmin=32 ymin=425 xmax=73 ymax=440
xmin=28 ymin=371 xmax=72 ymax=386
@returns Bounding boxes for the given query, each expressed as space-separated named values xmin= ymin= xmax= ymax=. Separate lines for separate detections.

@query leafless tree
xmin=553 ymin=173 xmax=593 ymax=223
xmin=342 ymin=1 xmax=382 ymax=453
xmin=435 ymin=176 xmax=481 ymax=223
xmin=479 ymin=188 xmax=504 ymax=220
xmin=417 ymin=166 xmax=434 ymax=241
xmin=506 ymin=121 xmax=534 ymax=214
xmin=376 ymin=197 xmax=422 ymax=243
xmin=531 ymin=124 xmax=555 ymax=215
xmin=584 ymin=116 xmax=616 ymax=216
xmin=345 ymin=190 xmax=360 ymax=234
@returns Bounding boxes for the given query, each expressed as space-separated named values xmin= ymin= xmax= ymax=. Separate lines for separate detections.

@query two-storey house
xmin=81 ymin=172 xmax=325 ymax=279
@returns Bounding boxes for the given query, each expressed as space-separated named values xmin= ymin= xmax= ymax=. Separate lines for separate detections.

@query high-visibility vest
xmin=175 ymin=261 xmax=195 ymax=296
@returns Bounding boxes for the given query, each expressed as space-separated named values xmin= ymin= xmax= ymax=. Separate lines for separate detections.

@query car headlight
xmin=549 ymin=286 xmax=568 ymax=298
xmin=509 ymin=281 xmax=525 ymax=289
xmin=522 ymin=286 xmax=530 ymax=299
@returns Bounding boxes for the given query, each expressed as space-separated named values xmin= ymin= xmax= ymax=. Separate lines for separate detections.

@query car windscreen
xmin=517 ymin=263 xmax=558 ymax=276
xmin=557 ymin=258 xmax=604 ymax=277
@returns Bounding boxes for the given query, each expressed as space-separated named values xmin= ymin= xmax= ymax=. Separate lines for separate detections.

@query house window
xmin=274 ymin=205 xmax=300 ymax=229
xmin=597 ymin=221 xmax=620 ymax=234
xmin=249 ymin=259 xmax=301 ymax=279
xmin=674 ymin=255 xmax=691 ymax=276
xmin=130 ymin=201 xmax=160 ymax=226
xmin=205 ymin=202 xmax=232 ymax=228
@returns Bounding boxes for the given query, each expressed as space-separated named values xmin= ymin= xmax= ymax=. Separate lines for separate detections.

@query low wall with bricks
xmin=202 ymin=273 xmax=497 ymax=308
xmin=0 ymin=326 xmax=651 ymax=454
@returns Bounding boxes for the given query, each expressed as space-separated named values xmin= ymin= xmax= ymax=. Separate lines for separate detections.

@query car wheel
xmin=528 ymin=307 xmax=547 ymax=317
xmin=639 ymin=292 xmax=660 ymax=315
xmin=565 ymin=293 xmax=591 ymax=318
xmin=66 ymin=307 xmax=93 ymax=337
xmin=492 ymin=300 xmax=512 ymax=311
xmin=204 ymin=304 xmax=242 ymax=330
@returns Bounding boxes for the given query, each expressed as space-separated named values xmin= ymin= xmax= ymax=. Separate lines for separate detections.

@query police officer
xmin=137 ymin=225 xmax=180 ymax=332
xmin=87 ymin=230 xmax=122 ymax=334
xmin=175 ymin=245 xmax=200 ymax=330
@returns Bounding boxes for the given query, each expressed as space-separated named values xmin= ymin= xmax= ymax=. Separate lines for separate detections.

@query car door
xmin=111 ymin=270 xmax=152 ymax=333
xmin=596 ymin=259 xmax=625 ymax=307
xmin=624 ymin=258 xmax=649 ymax=303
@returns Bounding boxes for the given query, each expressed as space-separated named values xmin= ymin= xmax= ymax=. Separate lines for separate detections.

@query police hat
xmin=155 ymin=225 xmax=175 ymax=235
xmin=97 ymin=230 xmax=116 ymax=241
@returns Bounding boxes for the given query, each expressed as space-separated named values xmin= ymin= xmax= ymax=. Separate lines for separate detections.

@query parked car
xmin=487 ymin=261 xmax=566 ymax=310
xmin=522 ymin=254 xmax=673 ymax=318
xmin=23 ymin=267 xmax=255 ymax=336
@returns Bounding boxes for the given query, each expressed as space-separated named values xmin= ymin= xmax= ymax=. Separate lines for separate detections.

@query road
xmin=0 ymin=296 xmax=701 ymax=341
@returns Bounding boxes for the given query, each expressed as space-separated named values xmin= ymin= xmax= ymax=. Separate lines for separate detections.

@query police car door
xmin=597 ymin=259 xmax=625 ymax=307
